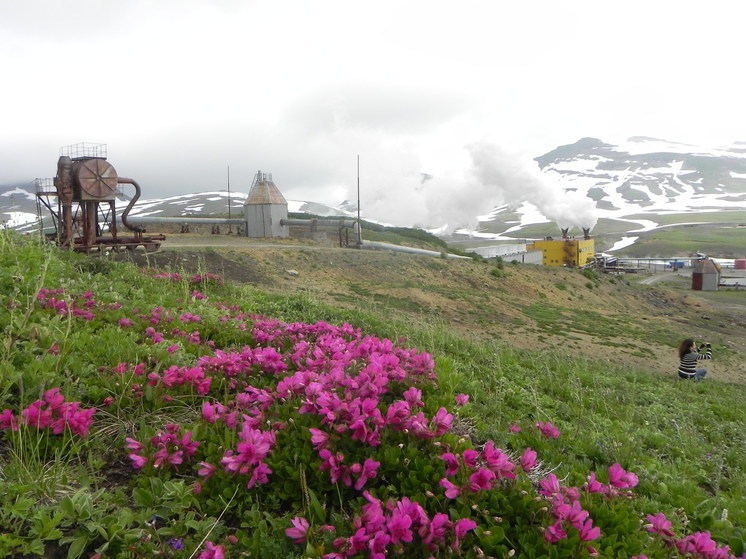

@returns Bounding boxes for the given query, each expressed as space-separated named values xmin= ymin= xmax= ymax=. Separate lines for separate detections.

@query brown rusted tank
xmin=39 ymin=143 xmax=164 ymax=253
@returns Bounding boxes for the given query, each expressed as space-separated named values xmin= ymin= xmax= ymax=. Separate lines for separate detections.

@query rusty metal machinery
xmin=37 ymin=143 xmax=164 ymax=253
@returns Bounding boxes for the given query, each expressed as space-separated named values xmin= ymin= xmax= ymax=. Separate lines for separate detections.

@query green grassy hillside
xmin=0 ymin=231 xmax=744 ymax=559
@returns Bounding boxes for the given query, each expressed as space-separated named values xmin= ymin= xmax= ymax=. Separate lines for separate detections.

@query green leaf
xmin=308 ymin=489 xmax=325 ymax=523
xmin=729 ymin=537 xmax=744 ymax=557
xmin=66 ymin=535 xmax=89 ymax=559
xmin=133 ymin=488 xmax=156 ymax=507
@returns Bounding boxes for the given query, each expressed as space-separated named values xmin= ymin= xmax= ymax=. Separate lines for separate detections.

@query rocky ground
xmin=110 ymin=234 xmax=746 ymax=385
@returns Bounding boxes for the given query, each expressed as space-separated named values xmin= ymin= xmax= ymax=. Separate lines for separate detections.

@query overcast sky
xmin=2 ymin=0 xmax=745 ymax=229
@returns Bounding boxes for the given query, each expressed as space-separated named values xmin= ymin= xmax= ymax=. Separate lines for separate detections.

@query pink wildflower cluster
xmin=197 ymin=419 xmax=276 ymax=489
xmin=196 ymin=541 xmax=225 ymax=559
xmin=105 ymin=310 xmax=739 ymax=558
xmin=644 ymin=513 xmax=740 ymax=559
xmin=36 ymin=287 xmax=97 ymax=321
xmin=146 ymin=365 xmax=213 ymax=395
xmin=538 ymin=473 xmax=601 ymax=547
xmin=318 ymin=450 xmax=380 ymax=491
xmin=438 ymin=441 xmax=517 ymax=499
xmin=126 ymin=423 xmax=200 ymax=470
xmin=0 ymin=388 xmax=95 ymax=437
xmin=534 ymin=421 xmax=561 ymax=439
xmin=198 ymin=346 xmax=288 ymax=379
xmin=288 ymin=491 xmax=477 ymax=558
xmin=585 ymin=463 xmax=639 ymax=497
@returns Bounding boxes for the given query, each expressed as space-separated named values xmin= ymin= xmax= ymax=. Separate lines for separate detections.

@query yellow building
xmin=526 ymin=238 xmax=595 ymax=267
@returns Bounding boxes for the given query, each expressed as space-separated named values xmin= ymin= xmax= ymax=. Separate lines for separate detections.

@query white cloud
xmin=2 ymin=0 xmax=746 ymax=227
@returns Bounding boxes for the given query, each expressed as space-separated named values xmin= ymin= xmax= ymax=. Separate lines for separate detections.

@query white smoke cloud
xmin=465 ymin=141 xmax=599 ymax=233
xmin=359 ymin=139 xmax=598 ymax=235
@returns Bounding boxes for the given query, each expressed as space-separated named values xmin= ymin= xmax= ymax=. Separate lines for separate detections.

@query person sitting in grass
xmin=677 ymin=339 xmax=712 ymax=381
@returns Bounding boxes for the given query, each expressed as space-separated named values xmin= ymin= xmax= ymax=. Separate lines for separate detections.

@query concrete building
xmin=692 ymin=258 xmax=720 ymax=291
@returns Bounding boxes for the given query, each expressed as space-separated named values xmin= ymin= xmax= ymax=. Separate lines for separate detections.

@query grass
xmin=0 ymin=230 xmax=745 ymax=558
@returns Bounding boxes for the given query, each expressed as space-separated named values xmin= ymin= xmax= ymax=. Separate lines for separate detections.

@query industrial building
xmin=526 ymin=228 xmax=595 ymax=267
xmin=243 ymin=171 xmax=289 ymax=238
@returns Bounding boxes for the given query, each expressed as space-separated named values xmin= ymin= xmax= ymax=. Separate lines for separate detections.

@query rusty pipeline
xmin=116 ymin=177 xmax=146 ymax=233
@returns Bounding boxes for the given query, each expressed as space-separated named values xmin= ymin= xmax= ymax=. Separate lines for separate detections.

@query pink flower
xmin=644 ymin=512 xmax=675 ymax=539
xmin=578 ymin=518 xmax=601 ymax=541
xmin=467 ymin=467 xmax=496 ymax=492
xmin=102 ymin=396 xmax=114 ymax=406
xmin=608 ymin=463 xmax=638 ymax=489
xmin=285 ymin=517 xmax=310 ymax=544
xmin=197 ymin=541 xmax=225 ymax=559
xmin=430 ymin=407 xmax=453 ymax=436
xmin=508 ymin=423 xmax=522 ymax=433
xmin=452 ymin=518 xmax=477 ymax=549
xmin=539 ymin=473 xmax=561 ymax=497
xmin=129 ymin=453 xmax=147 ymax=468
xmin=118 ymin=318 xmax=134 ymax=328
xmin=247 ymin=462 xmax=272 ymax=488
xmin=535 ymin=421 xmax=560 ymax=439
xmin=309 ymin=428 xmax=329 ymax=449
xmin=481 ymin=442 xmax=515 ymax=479
xmin=351 ymin=458 xmax=380 ymax=490
xmin=125 ymin=437 xmax=143 ymax=452
xmin=440 ymin=452 xmax=460 ymax=476
xmin=585 ymin=472 xmax=607 ymax=494
xmin=544 ymin=521 xmax=567 ymax=543
xmin=0 ymin=409 xmax=18 ymax=431
xmin=520 ymin=447 xmax=538 ymax=471
xmin=198 ymin=461 xmax=217 ymax=479
xmin=454 ymin=393 xmax=470 ymax=406
xmin=201 ymin=401 xmax=221 ymax=423
xmin=462 ymin=449 xmax=479 ymax=468
xmin=676 ymin=531 xmax=718 ymax=555
xmin=166 ymin=344 xmax=180 ymax=353
xmin=439 ymin=477 xmax=461 ymax=499
xmin=387 ymin=510 xmax=413 ymax=544
xmin=421 ymin=513 xmax=450 ymax=544
xmin=402 ymin=387 xmax=424 ymax=407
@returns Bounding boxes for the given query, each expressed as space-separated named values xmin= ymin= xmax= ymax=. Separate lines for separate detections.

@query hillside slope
xmin=113 ymin=236 xmax=746 ymax=385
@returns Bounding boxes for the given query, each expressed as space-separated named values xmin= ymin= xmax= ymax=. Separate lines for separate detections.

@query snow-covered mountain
xmin=0 ymin=186 xmax=354 ymax=231
xmin=467 ymin=137 xmax=746 ymax=246
xmin=3 ymin=137 xmax=745 ymax=247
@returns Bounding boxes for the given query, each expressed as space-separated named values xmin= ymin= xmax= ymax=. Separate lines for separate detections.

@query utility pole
xmin=227 ymin=165 xmax=232 ymax=234
xmin=356 ymin=154 xmax=362 ymax=248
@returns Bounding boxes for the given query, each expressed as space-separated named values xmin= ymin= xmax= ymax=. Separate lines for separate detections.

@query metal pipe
xmin=361 ymin=240 xmax=470 ymax=260
xmin=280 ymin=218 xmax=358 ymax=228
xmin=128 ymin=216 xmax=245 ymax=225
xmin=117 ymin=177 xmax=146 ymax=233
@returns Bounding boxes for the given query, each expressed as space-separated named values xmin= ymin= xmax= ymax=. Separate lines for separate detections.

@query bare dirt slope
xmin=111 ymin=235 xmax=746 ymax=384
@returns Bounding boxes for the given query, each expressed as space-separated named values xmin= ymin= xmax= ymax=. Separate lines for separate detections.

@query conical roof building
xmin=243 ymin=170 xmax=288 ymax=238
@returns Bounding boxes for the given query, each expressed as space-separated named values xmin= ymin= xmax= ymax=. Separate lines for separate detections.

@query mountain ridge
xmin=3 ymin=137 xmax=746 ymax=253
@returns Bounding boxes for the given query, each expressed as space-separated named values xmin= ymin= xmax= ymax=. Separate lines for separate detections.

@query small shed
xmin=243 ymin=170 xmax=288 ymax=238
xmin=692 ymin=258 xmax=720 ymax=291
